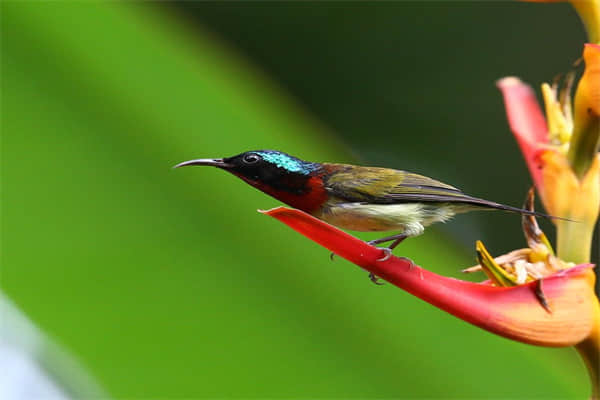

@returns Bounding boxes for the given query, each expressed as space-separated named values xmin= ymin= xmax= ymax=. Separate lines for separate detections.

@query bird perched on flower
xmin=174 ymin=150 xmax=554 ymax=266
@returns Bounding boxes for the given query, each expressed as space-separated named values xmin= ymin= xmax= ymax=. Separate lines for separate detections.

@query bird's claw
xmin=369 ymin=272 xmax=384 ymax=285
xmin=376 ymin=248 xmax=393 ymax=262
xmin=330 ymin=252 xmax=336 ymax=261
xmin=396 ymin=256 xmax=415 ymax=270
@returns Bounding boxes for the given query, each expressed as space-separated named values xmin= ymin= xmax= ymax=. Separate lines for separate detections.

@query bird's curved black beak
xmin=172 ymin=158 xmax=232 ymax=169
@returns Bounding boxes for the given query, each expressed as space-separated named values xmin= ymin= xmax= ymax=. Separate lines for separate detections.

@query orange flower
xmin=497 ymin=41 xmax=599 ymax=399
xmin=497 ymin=44 xmax=600 ymax=265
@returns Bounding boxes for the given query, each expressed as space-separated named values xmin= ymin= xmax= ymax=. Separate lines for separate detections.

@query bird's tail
xmin=386 ymin=192 xmax=572 ymax=221
xmin=455 ymin=195 xmax=571 ymax=222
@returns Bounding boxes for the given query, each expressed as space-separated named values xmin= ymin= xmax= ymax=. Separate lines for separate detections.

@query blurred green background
xmin=1 ymin=1 xmax=592 ymax=398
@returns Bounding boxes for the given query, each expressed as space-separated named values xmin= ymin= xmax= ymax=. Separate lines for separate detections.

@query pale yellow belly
xmin=313 ymin=201 xmax=459 ymax=236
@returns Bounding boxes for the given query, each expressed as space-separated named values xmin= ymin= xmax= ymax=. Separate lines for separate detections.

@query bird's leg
xmin=367 ymin=234 xmax=408 ymax=262
xmin=388 ymin=236 xmax=407 ymax=250
xmin=374 ymin=236 xmax=406 ymax=261
xmin=367 ymin=233 xmax=408 ymax=247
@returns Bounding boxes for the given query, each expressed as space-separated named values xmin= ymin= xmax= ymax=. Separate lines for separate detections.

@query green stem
xmin=555 ymin=186 xmax=599 ymax=399
xmin=555 ymin=219 xmax=595 ymax=264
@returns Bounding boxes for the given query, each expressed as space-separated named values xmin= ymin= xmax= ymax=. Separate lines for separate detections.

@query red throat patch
xmin=234 ymin=173 xmax=328 ymax=213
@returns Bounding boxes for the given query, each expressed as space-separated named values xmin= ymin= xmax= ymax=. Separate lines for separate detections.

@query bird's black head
xmin=174 ymin=150 xmax=321 ymax=194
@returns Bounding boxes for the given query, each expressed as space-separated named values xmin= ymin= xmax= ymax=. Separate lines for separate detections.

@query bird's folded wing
xmin=323 ymin=165 xmax=477 ymax=204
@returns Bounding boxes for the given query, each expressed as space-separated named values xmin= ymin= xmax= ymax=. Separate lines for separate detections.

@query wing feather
xmin=323 ymin=164 xmax=475 ymax=204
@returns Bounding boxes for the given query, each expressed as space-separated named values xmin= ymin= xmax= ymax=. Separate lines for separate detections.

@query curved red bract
xmin=261 ymin=207 xmax=596 ymax=347
xmin=497 ymin=77 xmax=549 ymax=192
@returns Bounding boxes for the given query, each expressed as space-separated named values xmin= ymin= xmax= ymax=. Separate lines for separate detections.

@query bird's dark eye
xmin=243 ymin=153 xmax=261 ymax=164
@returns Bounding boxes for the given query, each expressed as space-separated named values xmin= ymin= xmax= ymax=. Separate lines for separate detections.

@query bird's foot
xmin=368 ymin=272 xmax=384 ymax=285
xmin=396 ymin=256 xmax=416 ymax=270
xmin=367 ymin=235 xmax=407 ymax=262
xmin=376 ymin=247 xmax=393 ymax=262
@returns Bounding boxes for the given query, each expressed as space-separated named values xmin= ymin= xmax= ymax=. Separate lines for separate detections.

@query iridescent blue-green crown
xmin=255 ymin=150 xmax=319 ymax=175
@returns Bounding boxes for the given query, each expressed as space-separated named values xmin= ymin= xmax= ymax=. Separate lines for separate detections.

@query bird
xmin=174 ymin=150 xmax=554 ymax=283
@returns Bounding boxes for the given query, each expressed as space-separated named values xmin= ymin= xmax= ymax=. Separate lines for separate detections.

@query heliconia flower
xmin=496 ymin=77 xmax=549 ymax=193
xmin=497 ymin=41 xmax=600 ymax=191
xmin=261 ymin=207 xmax=598 ymax=348
xmin=497 ymin=44 xmax=600 ymax=265
xmin=496 ymin=39 xmax=600 ymax=397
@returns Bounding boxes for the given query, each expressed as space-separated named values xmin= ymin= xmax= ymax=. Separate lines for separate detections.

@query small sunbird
xmin=174 ymin=150 xmax=553 ymax=266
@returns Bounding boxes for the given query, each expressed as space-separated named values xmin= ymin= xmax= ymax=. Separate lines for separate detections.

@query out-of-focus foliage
xmin=1 ymin=2 xmax=588 ymax=398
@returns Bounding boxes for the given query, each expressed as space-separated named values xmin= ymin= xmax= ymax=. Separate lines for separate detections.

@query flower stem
xmin=556 ymin=220 xmax=594 ymax=264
